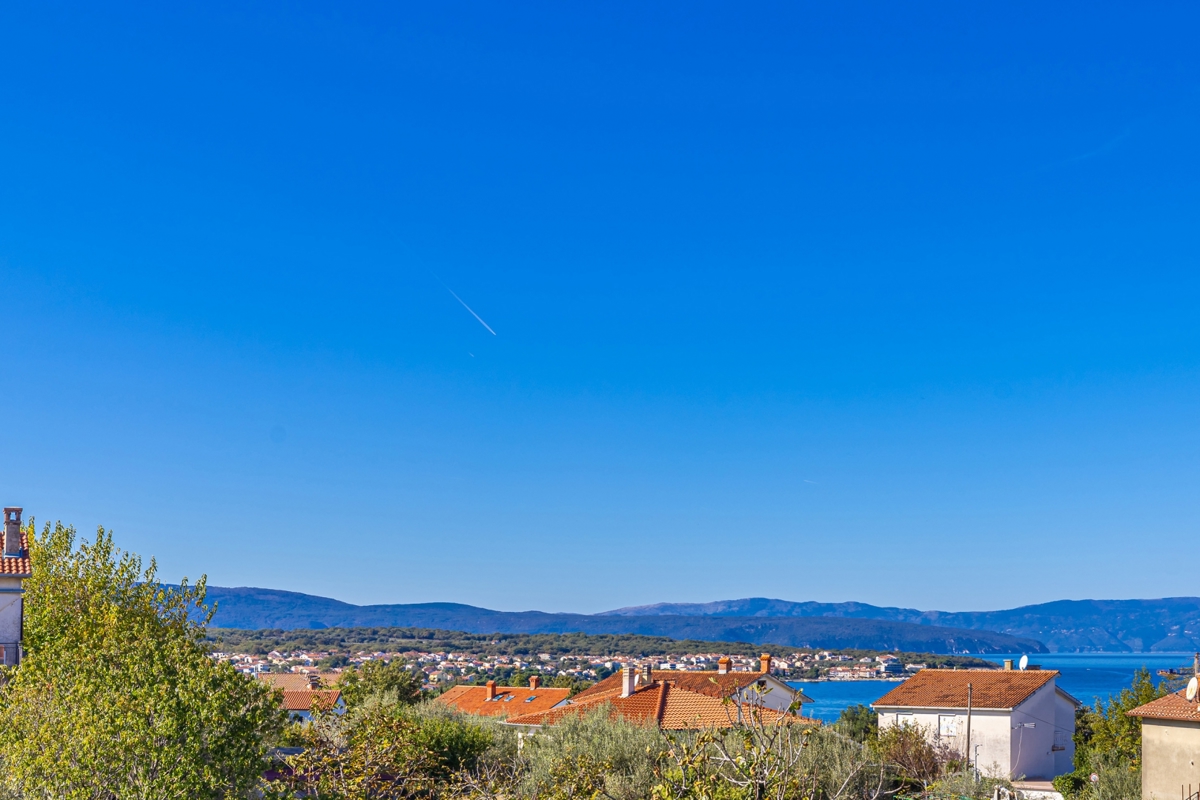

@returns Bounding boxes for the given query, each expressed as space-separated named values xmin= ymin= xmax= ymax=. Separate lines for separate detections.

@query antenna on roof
xmin=1018 ymin=655 xmax=1029 ymax=671
xmin=1186 ymin=676 xmax=1198 ymax=703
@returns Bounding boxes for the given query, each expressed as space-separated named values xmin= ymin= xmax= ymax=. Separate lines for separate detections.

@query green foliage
xmin=0 ymin=521 xmax=285 ymax=800
xmin=1053 ymin=750 xmax=1140 ymax=800
xmin=340 ymin=658 xmax=425 ymax=707
xmin=269 ymin=699 xmax=495 ymax=800
xmin=875 ymin=721 xmax=958 ymax=791
xmin=927 ymin=770 xmax=1011 ymax=800
xmin=835 ymin=705 xmax=878 ymax=744
xmin=1075 ymin=667 xmax=1165 ymax=771
xmin=522 ymin=707 xmax=663 ymax=800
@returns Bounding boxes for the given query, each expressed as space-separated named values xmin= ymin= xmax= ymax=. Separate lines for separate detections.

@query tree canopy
xmin=0 ymin=521 xmax=285 ymax=800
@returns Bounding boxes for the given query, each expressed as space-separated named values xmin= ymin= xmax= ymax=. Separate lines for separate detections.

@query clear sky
xmin=1 ymin=2 xmax=1198 ymax=613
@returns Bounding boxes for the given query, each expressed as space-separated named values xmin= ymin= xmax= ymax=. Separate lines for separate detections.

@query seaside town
xmin=212 ymin=646 xmax=928 ymax=685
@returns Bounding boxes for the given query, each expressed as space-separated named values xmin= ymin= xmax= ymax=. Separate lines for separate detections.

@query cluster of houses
xmin=3 ymin=506 xmax=1199 ymax=799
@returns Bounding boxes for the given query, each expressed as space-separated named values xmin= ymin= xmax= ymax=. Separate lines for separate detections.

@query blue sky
xmin=1 ymin=2 xmax=1198 ymax=612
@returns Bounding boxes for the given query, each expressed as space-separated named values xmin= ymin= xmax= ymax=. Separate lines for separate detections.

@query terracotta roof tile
xmin=506 ymin=680 xmax=820 ymax=731
xmin=281 ymin=689 xmax=342 ymax=712
xmin=435 ymin=684 xmax=572 ymax=718
xmin=1128 ymin=689 xmax=1200 ymax=722
xmin=873 ymin=669 xmax=1057 ymax=710
xmin=0 ymin=531 xmax=31 ymax=577
xmin=573 ymin=669 xmax=786 ymax=703
xmin=258 ymin=673 xmax=345 ymax=691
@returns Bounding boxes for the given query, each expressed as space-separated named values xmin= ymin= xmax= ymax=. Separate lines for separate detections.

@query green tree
xmin=1078 ymin=667 xmax=1165 ymax=769
xmin=835 ymin=704 xmax=879 ymax=744
xmin=339 ymin=658 xmax=424 ymax=707
xmin=0 ymin=522 xmax=286 ymax=800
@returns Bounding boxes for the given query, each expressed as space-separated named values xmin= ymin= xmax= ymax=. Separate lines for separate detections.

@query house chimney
xmin=529 ymin=675 xmax=540 ymax=690
xmin=1003 ymin=659 xmax=1013 ymax=671
xmin=621 ymin=665 xmax=636 ymax=698
xmin=486 ymin=680 xmax=497 ymax=701
xmin=718 ymin=657 xmax=730 ymax=675
xmin=308 ymin=673 xmax=321 ymax=689
xmin=641 ymin=662 xmax=652 ymax=683
xmin=760 ymin=653 xmax=772 ymax=674
xmin=3 ymin=508 xmax=21 ymax=557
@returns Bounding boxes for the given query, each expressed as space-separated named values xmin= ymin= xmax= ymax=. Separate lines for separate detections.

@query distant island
xmin=204 ymin=587 xmax=1043 ymax=654
xmin=204 ymin=587 xmax=1200 ymax=653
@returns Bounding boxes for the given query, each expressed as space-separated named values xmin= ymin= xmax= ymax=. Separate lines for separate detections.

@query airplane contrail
xmin=444 ymin=285 xmax=497 ymax=336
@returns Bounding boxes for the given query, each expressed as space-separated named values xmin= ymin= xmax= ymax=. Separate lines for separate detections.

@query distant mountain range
xmin=204 ymin=587 xmax=1045 ymax=654
xmin=202 ymin=588 xmax=1200 ymax=653
xmin=603 ymin=597 xmax=1200 ymax=653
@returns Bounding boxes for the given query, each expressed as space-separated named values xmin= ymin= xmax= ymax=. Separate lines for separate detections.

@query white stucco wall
xmin=0 ymin=577 xmax=24 ymax=664
xmin=1053 ymin=690 xmax=1077 ymax=776
xmin=876 ymin=707 xmax=1015 ymax=777
xmin=734 ymin=675 xmax=799 ymax=713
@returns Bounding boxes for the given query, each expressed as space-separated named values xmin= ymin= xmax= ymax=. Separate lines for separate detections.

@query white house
xmin=873 ymin=667 xmax=1079 ymax=780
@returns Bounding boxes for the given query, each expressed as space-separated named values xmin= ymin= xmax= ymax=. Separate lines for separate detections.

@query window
xmin=939 ymin=715 xmax=958 ymax=737
xmin=896 ymin=713 xmax=915 ymax=727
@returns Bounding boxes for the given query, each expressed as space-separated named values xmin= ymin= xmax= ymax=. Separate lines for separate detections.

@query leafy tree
xmin=269 ymin=700 xmax=493 ymax=799
xmin=1056 ymin=667 xmax=1166 ymax=799
xmin=1076 ymin=667 xmax=1165 ymax=769
xmin=340 ymin=657 xmax=424 ymax=707
xmin=0 ymin=521 xmax=286 ymax=800
xmin=835 ymin=704 xmax=879 ymax=744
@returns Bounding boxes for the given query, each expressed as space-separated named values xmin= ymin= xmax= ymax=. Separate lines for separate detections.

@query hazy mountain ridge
xmin=603 ymin=597 xmax=1200 ymax=652
xmin=204 ymin=587 xmax=1045 ymax=654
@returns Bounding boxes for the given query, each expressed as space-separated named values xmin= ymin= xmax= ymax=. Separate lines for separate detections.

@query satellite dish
xmin=1019 ymin=655 xmax=1029 ymax=671
xmin=1186 ymin=677 xmax=1198 ymax=702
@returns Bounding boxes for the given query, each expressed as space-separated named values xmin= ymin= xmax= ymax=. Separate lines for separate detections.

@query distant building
xmin=1127 ymin=687 xmax=1200 ymax=800
xmin=281 ymin=689 xmax=344 ymax=722
xmin=873 ymin=667 xmax=1078 ymax=780
xmin=436 ymin=675 xmax=572 ymax=719
xmin=0 ymin=508 xmax=30 ymax=666
xmin=505 ymin=654 xmax=817 ymax=731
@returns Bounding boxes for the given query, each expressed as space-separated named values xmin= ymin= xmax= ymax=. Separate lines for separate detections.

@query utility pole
xmin=965 ymin=683 xmax=974 ymax=780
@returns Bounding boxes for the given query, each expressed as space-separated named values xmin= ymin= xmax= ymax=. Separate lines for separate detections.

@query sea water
xmin=789 ymin=652 xmax=1195 ymax=723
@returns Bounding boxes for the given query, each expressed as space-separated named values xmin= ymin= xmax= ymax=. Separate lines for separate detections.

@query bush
xmin=520 ymin=707 xmax=663 ymax=800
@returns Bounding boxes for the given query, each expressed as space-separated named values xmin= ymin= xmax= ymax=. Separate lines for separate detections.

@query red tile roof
xmin=873 ymin=669 xmax=1058 ymax=710
xmin=506 ymin=679 xmax=819 ymax=731
xmin=1128 ymin=689 xmax=1200 ymax=723
xmin=258 ymin=673 xmax=344 ymax=691
xmin=573 ymin=669 xmax=795 ymax=704
xmin=0 ymin=531 xmax=31 ymax=577
xmin=436 ymin=684 xmax=572 ymax=718
xmin=281 ymin=689 xmax=342 ymax=712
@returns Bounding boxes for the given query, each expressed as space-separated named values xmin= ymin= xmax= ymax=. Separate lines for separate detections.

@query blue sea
xmin=789 ymin=653 xmax=1195 ymax=723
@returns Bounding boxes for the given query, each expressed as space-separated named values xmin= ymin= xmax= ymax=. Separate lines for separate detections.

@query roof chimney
xmin=718 ymin=657 xmax=731 ymax=675
xmin=641 ymin=662 xmax=652 ymax=683
xmin=308 ymin=673 xmax=321 ymax=689
xmin=485 ymin=680 xmax=497 ymax=701
xmin=529 ymin=675 xmax=540 ymax=690
xmin=3 ymin=508 xmax=21 ymax=557
xmin=621 ymin=665 xmax=636 ymax=698
xmin=760 ymin=653 xmax=772 ymax=674
xmin=1003 ymin=659 xmax=1013 ymax=671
